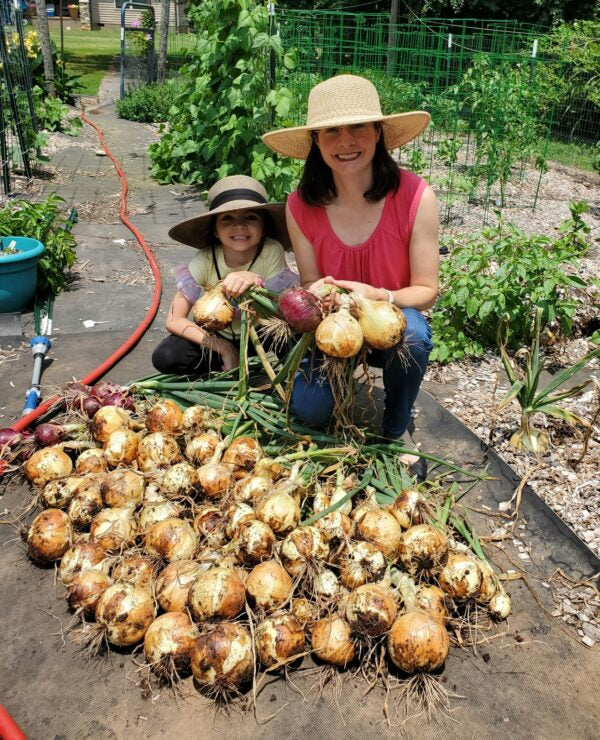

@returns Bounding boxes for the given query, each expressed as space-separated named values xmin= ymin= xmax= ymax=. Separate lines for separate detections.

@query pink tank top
xmin=288 ymin=169 xmax=426 ymax=290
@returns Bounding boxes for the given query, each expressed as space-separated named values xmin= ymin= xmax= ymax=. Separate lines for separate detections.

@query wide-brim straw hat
xmin=168 ymin=175 xmax=291 ymax=250
xmin=262 ymin=74 xmax=431 ymax=160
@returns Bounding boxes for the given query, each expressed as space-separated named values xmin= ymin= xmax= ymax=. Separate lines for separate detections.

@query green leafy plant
xmin=497 ymin=308 xmax=600 ymax=453
xmin=128 ymin=10 xmax=154 ymax=59
xmin=148 ymin=0 xmax=299 ymax=200
xmin=0 ymin=194 xmax=77 ymax=295
xmin=430 ymin=206 xmax=593 ymax=364
xmin=34 ymin=87 xmax=82 ymax=135
xmin=116 ymin=81 xmax=179 ymax=123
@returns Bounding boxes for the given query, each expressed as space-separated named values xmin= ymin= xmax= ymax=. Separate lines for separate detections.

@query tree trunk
xmin=34 ymin=0 xmax=56 ymax=97
xmin=157 ymin=0 xmax=170 ymax=83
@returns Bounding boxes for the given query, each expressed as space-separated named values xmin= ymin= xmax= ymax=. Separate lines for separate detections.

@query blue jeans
xmin=290 ymin=308 xmax=433 ymax=437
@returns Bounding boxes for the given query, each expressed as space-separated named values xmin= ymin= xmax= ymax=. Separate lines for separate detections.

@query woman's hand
xmin=221 ymin=271 xmax=263 ymax=299
xmin=321 ymin=277 xmax=386 ymax=302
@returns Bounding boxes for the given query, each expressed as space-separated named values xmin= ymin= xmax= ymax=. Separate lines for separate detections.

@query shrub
xmin=116 ymin=82 xmax=179 ymax=123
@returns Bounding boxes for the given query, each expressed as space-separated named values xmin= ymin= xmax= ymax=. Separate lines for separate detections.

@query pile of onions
xmin=278 ymin=287 xmax=322 ymax=333
xmin=350 ymin=292 xmax=407 ymax=350
xmin=192 ymin=286 xmax=234 ymax=331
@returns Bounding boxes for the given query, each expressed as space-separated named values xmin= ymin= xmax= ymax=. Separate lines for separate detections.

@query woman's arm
xmin=286 ymin=201 xmax=325 ymax=290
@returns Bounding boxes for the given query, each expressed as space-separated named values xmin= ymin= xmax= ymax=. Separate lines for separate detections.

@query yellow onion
xmin=255 ymin=613 xmax=305 ymax=667
xmin=256 ymin=491 xmax=300 ymax=535
xmin=397 ymin=524 xmax=448 ymax=575
xmin=91 ymin=406 xmax=130 ymax=444
xmin=24 ymin=446 xmax=73 ymax=487
xmin=197 ymin=460 xmax=235 ymax=500
xmin=329 ymin=483 xmax=353 ymax=516
xmin=291 ymin=597 xmax=321 ymax=629
xmin=145 ymin=399 xmax=183 ymax=434
xmin=191 ymin=622 xmax=253 ymax=691
xmin=144 ymin=612 xmax=199 ymax=676
xmin=155 ymin=560 xmax=202 ymax=612
xmin=159 ymin=462 xmax=199 ymax=499
xmin=59 ymin=542 xmax=108 ymax=585
xmin=90 ymin=507 xmax=136 ymax=552
xmin=346 ymin=583 xmax=397 ymax=637
xmin=312 ymin=616 xmax=356 ymax=667
xmin=315 ymin=302 xmax=363 ymax=359
xmin=101 ymin=468 xmax=145 ymax=508
xmin=222 ymin=437 xmax=263 ymax=478
xmin=351 ymin=292 xmax=407 ymax=350
xmin=387 ymin=612 xmax=449 ymax=673
xmin=477 ymin=559 xmax=499 ymax=604
xmin=388 ymin=489 xmax=426 ymax=529
xmin=193 ymin=506 xmax=225 ymax=545
xmin=312 ymin=486 xmax=330 ymax=514
xmin=246 ymin=560 xmax=292 ymax=613
xmin=339 ymin=540 xmax=387 ymax=590
xmin=95 ymin=582 xmax=156 ymax=647
xmin=138 ymin=499 xmax=181 ymax=531
xmin=280 ymin=526 xmax=329 ymax=577
xmin=415 ymin=585 xmax=449 ymax=623
xmin=27 ymin=509 xmax=73 ymax=562
xmin=233 ymin=471 xmax=273 ymax=503
xmin=188 ymin=567 xmax=246 ymax=621
xmin=192 ymin=286 xmax=235 ymax=332
xmin=103 ymin=428 xmax=139 ymax=467
xmin=438 ymin=553 xmax=482 ymax=601
xmin=67 ymin=480 xmax=104 ymax=529
xmin=235 ymin=519 xmax=276 ymax=566
xmin=357 ymin=508 xmax=402 ymax=559
xmin=181 ymin=405 xmax=207 ymax=433
xmin=41 ymin=476 xmax=86 ymax=509
xmin=489 ymin=588 xmax=512 ymax=620
xmin=145 ymin=517 xmax=198 ymax=562
xmin=184 ymin=430 xmax=220 ymax=465
xmin=314 ymin=568 xmax=341 ymax=600
xmin=137 ymin=432 xmax=181 ymax=472
xmin=68 ymin=569 xmax=112 ymax=615
xmin=315 ymin=510 xmax=354 ymax=543
xmin=112 ymin=555 xmax=157 ymax=592
xmin=75 ymin=448 xmax=107 ymax=475
xmin=144 ymin=483 xmax=166 ymax=503
xmin=224 ymin=502 xmax=255 ymax=540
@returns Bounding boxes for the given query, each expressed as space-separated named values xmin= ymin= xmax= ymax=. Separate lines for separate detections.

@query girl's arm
xmin=165 ymin=291 xmax=240 ymax=371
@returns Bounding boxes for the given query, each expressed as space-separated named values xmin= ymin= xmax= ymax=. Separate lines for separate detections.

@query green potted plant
xmin=67 ymin=3 xmax=79 ymax=19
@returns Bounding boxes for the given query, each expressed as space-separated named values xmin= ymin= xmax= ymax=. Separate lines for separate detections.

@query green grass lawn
xmin=49 ymin=28 xmax=121 ymax=95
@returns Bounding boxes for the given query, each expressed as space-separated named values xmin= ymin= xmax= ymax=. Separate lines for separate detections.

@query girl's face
xmin=214 ymin=209 xmax=265 ymax=254
xmin=314 ymin=122 xmax=380 ymax=176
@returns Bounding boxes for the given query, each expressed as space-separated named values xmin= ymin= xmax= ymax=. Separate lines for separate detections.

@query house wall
xmin=82 ymin=0 xmax=188 ymax=30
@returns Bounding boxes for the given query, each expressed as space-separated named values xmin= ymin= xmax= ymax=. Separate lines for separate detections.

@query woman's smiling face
xmin=214 ymin=209 xmax=265 ymax=254
xmin=314 ymin=122 xmax=380 ymax=175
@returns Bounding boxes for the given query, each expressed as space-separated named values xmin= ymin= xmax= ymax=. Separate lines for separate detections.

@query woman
xmin=152 ymin=175 xmax=297 ymax=376
xmin=263 ymin=75 xmax=439 ymax=478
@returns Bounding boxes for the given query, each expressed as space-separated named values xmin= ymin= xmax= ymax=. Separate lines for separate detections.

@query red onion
xmin=278 ymin=287 xmax=322 ymax=333
xmin=82 ymin=396 xmax=102 ymax=418
xmin=0 ymin=428 xmax=22 ymax=448
xmin=34 ymin=423 xmax=66 ymax=447
xmin=103 ymin=392 xmax=135 ymax=411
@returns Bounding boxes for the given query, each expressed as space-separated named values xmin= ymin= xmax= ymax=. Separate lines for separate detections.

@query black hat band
xmin=210 ymin=188 xmax=267 ymax=211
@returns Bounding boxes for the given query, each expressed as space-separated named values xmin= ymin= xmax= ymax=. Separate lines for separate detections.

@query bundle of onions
xmin=388 ymin=489 xmax=428 ymax=530
xmin=145 ymin=518 xmax=198 ymax=562
xmin=188 ymin=567 xmax=246 ymax=621
xmin=235 ymin=519 xmax=276 ymax=566
xmin=27 ymin=509 xmax=73 ymax=562
xmin=138 ymin=499 xmax=181 ymax=531
xmin=222 ymin=437 xmax=263 ymax=477
xmin=356 ymin=508 xmax=403 ymax=559
xmin=256 ymin=491 xmax=300 ymax=535
xmin=103 ymin=429 xmax=140 ymax=467
xmin=144 ymin=612 xmax=199 ymax=679
xmin=311 ymin=616 xmax=356 ymax=667
xmin=145 ymin=399 xmax=183 ymax=434
xmin=137 ymin=432 xmax=181 ymax=472
xmin=192 ymin=286 xmax=234 ymax=331
xmin=67 ymin=480 xmax=104 ymax=529
xmin=339 ymin=541 xmax=387 ymax=590
xmin=41 ymin=476 xmax=86 ymax=509
xmin=280 ymin=526 xmax=329 ymax=577
xmin=191 ymin=623 xmax=254 ymax=694
xmin=224 ymin=502 xmax=254 ymax=540
xmin=315 ymin=298 xmax=363 ymax=358
xmin=438 ymin=553 xmax=482 ymax=601
xmin=397 ymin=524 xmax=448 ymax=575
xmin=59 ymin=542 xmax=108 ymax=585
xmin=278 ymin=287 xmax=323 ymax=333
xmin=90 ymin=507 xmax=136 ymax=552
xmin=245 ymin=560 xmax=292 ymax=613
xmin=387 ymin=572 xmax=449 ymax=673
xmin=112 ymin=555 xmax=157 ymax=592
xmin=95 ymin=582 xmax=156 ymax=647
xmin=350 ymin=292 xmax=406 ymax=350
xmin=91 ymin=406 xmax=131 ymax=445
xmin=75 ymin=448 xmax=107 ymax=475
xmin=345 ymin=583 xmax=397 ymax=637
xmin=68 ymin=569 xmax=112 ymax=615
xmin=184 ymin=430 xmax=220 ymax=465
xmin=155 ymin=560 xmax=202 ymax=612
xmin=255 ymin=613 xmax=305 ymax=667
xmin=24 ymin=446 xmax=73 ymax=487
xmin=193 ymin=506 xmax=225 ymax=545
xmin=101 ymin=469 xmax=144 ymax=508
xmin=159 ymin=462 xmax=199 ymax=499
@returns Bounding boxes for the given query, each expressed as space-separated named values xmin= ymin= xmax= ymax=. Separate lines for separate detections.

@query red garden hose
xmin=8 ymin=109 xmax=163 ymax=435
xmin=0 ymin=704 xmax=26 ymax=740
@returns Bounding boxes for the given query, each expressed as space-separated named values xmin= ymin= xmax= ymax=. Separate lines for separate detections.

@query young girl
xmin=262 ymin=75 xmax=439 ymax=479
xmin=152 ymin=175 xmax=297 ymax=376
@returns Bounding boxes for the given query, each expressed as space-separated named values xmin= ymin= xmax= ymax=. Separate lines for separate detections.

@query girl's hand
xmin=221 ymin=271 xmax=264 ymax=299
xmin=214 ymin=338 xmax=239 ymax=371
